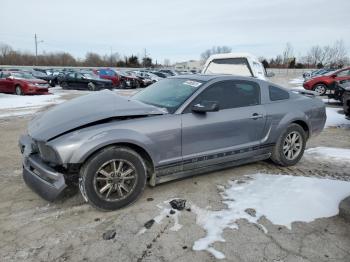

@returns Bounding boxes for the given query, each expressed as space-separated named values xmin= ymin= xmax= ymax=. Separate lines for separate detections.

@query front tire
xmin=15 ymin=85 xmax=23 ymax=95
xmin=270 ymin=124 xmax=306 ymax=166
xmin=79 ymin=146 xmax=147 ymax=211
xmin=313 ymin=84 xmax=327 ymax=96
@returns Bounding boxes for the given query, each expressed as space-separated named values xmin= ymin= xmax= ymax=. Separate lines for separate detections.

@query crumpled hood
xmin=28 ymin=90 xmax=166 ymax=141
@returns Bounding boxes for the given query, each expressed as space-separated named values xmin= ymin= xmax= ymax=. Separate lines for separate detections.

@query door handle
xmin=249 ymin=113 xmax=264 ymax=120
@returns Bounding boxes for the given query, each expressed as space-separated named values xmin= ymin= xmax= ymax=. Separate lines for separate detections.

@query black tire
xmin=61 ymin=82 xmax=69 ymax=89
xmin=49 ymin=80 xmax=55 ymax=87
xmin=313 ymin=84 xmax=327 ymax=96
xmin=88 ymin=82 xmax=96 ymax=91
xmin=270 ymin=124 xmax=306 ymax=166
xmin=119 ymin=81 xmax=126 ymax=89
xmin=79 ymin=146 xmax=147 ymax=211
xmin=15 ymin=85 xmax=23 ymax=95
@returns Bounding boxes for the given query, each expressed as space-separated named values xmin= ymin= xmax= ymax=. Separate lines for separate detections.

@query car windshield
xmin=12 ymin=72 xmax=36 ymax=79
xmin=133 ymin=78 xmax=203 ymax=113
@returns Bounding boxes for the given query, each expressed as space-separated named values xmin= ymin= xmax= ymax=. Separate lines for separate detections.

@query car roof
xmin=171 ymin=74 xmax=258 ymax=82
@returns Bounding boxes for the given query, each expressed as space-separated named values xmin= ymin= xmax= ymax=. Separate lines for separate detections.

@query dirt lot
xmin=0 ymin=79 xmax=350 ymax=262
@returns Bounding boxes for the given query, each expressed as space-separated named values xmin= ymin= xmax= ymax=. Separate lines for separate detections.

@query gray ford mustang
xmin=19 ymin=75 xmax=326 ymax=210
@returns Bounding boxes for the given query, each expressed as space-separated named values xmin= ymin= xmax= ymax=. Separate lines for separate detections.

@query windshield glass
xmin=12 ymin=72 xmax=36 ymax=79
xmin=133 ymin=78 xmax=203 ymax=113
xmin=204 ymin=58 xmax=252 ymax=77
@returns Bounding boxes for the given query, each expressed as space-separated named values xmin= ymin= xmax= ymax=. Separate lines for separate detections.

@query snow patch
xmin=191 ymin=174 xmax=350 ymax=259
xmin=326 ymin=107 xmax=350 ymax=128
xmin=289 ymin=78 xmax=304 ymax=85
xmin=305 ymin=147 xmax=350 ymax=161
xmin=0 ymin=93 xmax=65 ymax=118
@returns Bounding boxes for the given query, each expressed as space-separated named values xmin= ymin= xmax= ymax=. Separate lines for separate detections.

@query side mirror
xmin=192 ymin=100 xmax=219 ymax=113
xmin=266 ymin=72 xmax=275 ymax=78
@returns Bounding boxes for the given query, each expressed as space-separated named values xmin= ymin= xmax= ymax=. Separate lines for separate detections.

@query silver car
xmin=19 ymin=75 xmax=326 ymax=211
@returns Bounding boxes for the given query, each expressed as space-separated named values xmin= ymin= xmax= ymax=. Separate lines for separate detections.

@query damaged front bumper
xmin=19 ymin=135 xmax=67 ymax=201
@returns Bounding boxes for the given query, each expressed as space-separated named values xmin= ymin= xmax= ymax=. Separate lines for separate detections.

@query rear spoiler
xmin=291 ymin=89 xmax=317 ymax=97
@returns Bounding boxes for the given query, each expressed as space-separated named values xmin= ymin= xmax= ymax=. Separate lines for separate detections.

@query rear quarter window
xmin=269 ymin=85 xmax=290 ymax=101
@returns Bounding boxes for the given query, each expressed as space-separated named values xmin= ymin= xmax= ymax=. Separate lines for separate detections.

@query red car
xmin=0 ymin=71 xmax=49 ymax=95
xmin=303 ymin=67 xmax=350 ymax=95
xmin=93 ymin=68 xmax=120 ymax=87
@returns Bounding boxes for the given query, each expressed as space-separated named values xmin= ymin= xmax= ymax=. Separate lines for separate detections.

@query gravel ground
xmin=0 ymin=80 xmax=350 ymax=262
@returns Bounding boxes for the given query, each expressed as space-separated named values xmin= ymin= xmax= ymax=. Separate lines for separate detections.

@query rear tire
xmin=79 ymin=146 xmax=147 ymax=211
xmin=88 ymin=82 xmax=96 ymax=91
xmin=270 ymin=124 xmax=306 ymax=166
xmin=61 ymin=82 xmax=68 ymax=89
xmin=313 ymin=84 xmax=327 ymax=96
xmin=15 ymin=85 xmax=23 ymax=95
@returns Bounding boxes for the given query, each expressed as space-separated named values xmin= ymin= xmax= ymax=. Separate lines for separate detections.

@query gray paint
xmin=21 ymin=75 xmax=326 ymax=183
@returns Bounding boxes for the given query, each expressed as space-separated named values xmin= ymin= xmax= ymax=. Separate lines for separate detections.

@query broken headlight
xmin=37 ymin=142 xmax=61 ymax=164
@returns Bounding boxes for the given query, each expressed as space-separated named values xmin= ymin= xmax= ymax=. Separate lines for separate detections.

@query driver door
xmin=181 ymin=80 xmax=267 ymax=171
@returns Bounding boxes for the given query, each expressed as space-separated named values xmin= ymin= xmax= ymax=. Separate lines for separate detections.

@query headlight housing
xmin=37 ymin=141 xmax=61 ymax=164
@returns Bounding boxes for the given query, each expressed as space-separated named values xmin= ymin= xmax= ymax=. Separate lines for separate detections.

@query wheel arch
xmin=312 ymin=82 xmax=329 ymax=89
xmin=79 ymin=142 xmax=155 ymax=178
xmin=291 ymin=120 xmax=310 ymax=139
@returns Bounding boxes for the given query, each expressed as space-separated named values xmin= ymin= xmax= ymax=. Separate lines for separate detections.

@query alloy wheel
xmin=93 ymin=159 xmax=137 ymax=201
xmin=283 ymin=131 xmax=302 ymax=161
xmin=314 ymin=85 xmax=326 ymax=95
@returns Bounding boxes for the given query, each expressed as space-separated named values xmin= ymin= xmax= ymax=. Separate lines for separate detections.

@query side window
xmin=68 ymin=73 xmax=76 ymax=78
xmin=337 ymin=70 xmax=350 ymax=77
xmin=186 ymin=80 xmax=260 ymax=112
xmin=1 ymin=72 xmax=10 ymax=78
xmin=269 ymin=86 xmax=290 ymax=101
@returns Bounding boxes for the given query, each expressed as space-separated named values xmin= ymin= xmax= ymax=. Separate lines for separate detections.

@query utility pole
xmin=34 ymin=33 xmax=44 ymax=65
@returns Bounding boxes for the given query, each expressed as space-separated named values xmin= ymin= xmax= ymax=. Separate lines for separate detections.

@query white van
xmin=201 ymin=52 xmax=272 ymax=80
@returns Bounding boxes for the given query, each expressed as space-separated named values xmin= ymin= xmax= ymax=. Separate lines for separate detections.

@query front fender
xmin=49 ymin=128 xmax=155 ymax=164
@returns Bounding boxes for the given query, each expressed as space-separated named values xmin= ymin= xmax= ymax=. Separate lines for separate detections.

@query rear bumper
xmin=303 ymin=82 xmax=312 ymax=90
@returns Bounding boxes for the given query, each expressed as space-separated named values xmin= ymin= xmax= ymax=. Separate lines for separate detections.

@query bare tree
xmin=200 ymin=46 xmax=232 ymax=62
xmin=282 ymin=42 xmax=294 ymax=65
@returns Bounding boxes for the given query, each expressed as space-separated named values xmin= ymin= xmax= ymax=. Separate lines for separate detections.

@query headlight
xmin=37 ymin=142 xmax=61 ymax=163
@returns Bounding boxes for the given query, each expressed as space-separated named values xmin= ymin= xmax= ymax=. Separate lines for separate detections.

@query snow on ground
xmin=142 ymin=174 xmax=350 ymax=259
xmin=0 ymin=93 xmax=65 ymax=118
xmin=191 ymin=174 xmax=350 ymax=259
xmin=305 ymin=147 xmax=350 ymax=162
xmin=326 ymin=107 xmax=350 ymax=128
xmin=289 ymin=78 xmax=304 ymax=85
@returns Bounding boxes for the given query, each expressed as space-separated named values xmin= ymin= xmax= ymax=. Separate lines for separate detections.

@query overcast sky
xmin=1 ymin=0 xmax=349 ymax=63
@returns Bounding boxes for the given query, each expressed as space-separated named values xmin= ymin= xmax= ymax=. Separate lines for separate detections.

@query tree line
xmin=0 ymin=42 xmax=156 ymax=67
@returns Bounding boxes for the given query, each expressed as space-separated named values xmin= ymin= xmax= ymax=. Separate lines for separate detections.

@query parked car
xmin=126 ymin=71 xmax=153 ymax=87
xmin=202 ymin=52 xmax=273 ymax=80
xmin=29 ymin=70 xmax=56 ymax=87
xmin=59 ymin=71 xmax=113 ymax=91
xmin=326 ymin=80 xmax=350 ymax=102
xmin=303 ymin=67 xmax=350 ymax=95
xmin=0 ymin=71 xmax=49 ymax=95
xmin=94 ymin=68 xmax=120 ymax=87
xmin=302 ymin=68 xmax=333 ymax=80
xmin=134 ymin=71 xmax=162 ymax=83
xmin=117 ymin=71 xmax=141 ymax=88
xmin=340 ymin=81 xmax=350 ymax=117
xmin=159 ymin=69 xmax=178 ymax=76
xmin=19 ymin=75 xmax=326 ymax=210
xmin=149 ymin=71 xmax=169 ymax=78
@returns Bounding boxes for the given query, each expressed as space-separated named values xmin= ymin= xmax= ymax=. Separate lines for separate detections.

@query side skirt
xmin=153 ymin=153 xmax=271 ymax=185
